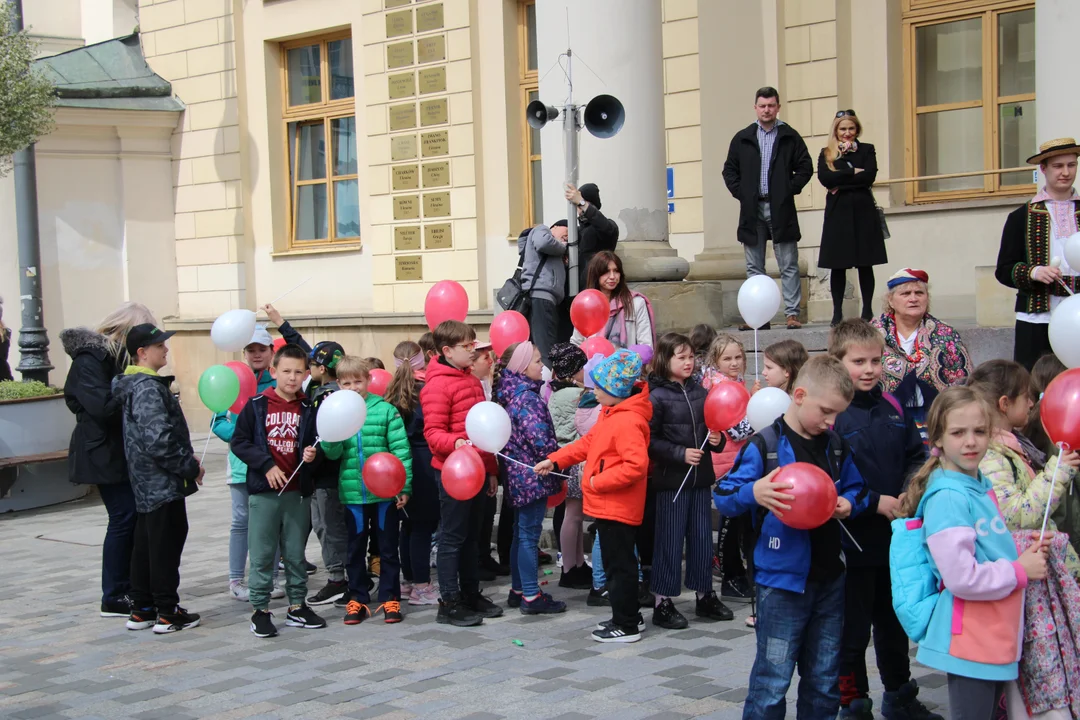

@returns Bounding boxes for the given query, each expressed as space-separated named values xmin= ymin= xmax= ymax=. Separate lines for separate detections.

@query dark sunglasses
xmin=835 ymin=109 xmax=856 ymax=118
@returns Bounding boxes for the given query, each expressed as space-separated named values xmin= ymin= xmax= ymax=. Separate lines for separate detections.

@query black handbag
xmin=495 ymin=230 xmax=549 ymax=315
xmin=876 ymin=204 xmax=891 ymax=240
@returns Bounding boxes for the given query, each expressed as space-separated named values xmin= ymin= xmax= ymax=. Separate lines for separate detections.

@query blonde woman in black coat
xmin=817 ymin=110 xmax=887 ymax=326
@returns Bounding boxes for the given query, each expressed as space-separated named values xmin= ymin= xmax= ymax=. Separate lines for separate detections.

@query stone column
xmin=1036 ymin=0 xmax=1080 ymax=141
xmin=535 ymin=0 xmax=688 ymax=282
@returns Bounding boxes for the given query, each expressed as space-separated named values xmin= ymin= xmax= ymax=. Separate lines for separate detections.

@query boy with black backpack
xmin=714 ymin=355 xmax=870 ymax=718
xmin=514 ymin=220 xmax=567 ymax=364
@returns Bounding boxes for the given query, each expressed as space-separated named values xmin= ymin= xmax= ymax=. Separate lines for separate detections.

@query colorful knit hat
xmin=886 ymin=268 xmax=929 ymax=290
xmin=589 ymin=348 xmax=642 ymax=399
xmin=549 ymin=342 xmax=587 ymax=381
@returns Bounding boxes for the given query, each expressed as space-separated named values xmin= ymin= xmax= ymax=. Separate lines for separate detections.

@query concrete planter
xmin=0 ymin=394 xmax=89 ymax=512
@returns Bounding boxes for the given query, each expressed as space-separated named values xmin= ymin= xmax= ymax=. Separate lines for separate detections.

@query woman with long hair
xmin=817 ymin=110 xmax=887 ymax=326
xmin=571 ymin=251 xmax=655 ymax=350
xmin=61 ymin=301 xmax=157 ymax=618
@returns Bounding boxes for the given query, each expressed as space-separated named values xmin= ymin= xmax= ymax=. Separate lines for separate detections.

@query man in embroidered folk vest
xmin=995 ymin=137 xmax=1080 ymax=370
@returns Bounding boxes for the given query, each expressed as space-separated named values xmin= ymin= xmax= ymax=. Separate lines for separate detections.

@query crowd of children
xmin=100 ymin=303 xmax=1080 ymax=720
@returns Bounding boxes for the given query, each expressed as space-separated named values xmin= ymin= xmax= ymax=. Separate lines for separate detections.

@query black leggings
xmin=830 ymin=268 xmax=876 ymax=321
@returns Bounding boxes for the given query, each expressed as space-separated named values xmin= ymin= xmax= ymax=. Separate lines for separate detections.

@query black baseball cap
xmin=310 ymin=341 xmax=345 ymax=369
xmin=126 ymin=323 xmax=176 ymax=357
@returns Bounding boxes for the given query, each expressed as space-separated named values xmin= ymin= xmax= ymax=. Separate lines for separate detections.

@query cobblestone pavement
xmin=0 ymin=438 xmax=950 ymax=719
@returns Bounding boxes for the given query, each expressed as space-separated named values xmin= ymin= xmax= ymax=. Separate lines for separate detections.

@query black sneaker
xmin=558 ymin=564 xmax=592 ymax=590
xmin=587 ymin=587 xmax=610 ymax=607
xmin=507 ymin=590 xmax=523 ymax=609
xmin=637 ymin=581 xmax=655 ymax=608
xmin=596 ymin=614 xmax=646 ymax=633
xmin=463 ymin=590 xmax=503 ymax=618
xmin=520 ymin=592 xmax=567 ymax=615
xmin=480 ymin=555 xmax=510 ymax=577
xmin=591 ymin=624 xmax=641 ymax=643
xmin=286 ymin=603 xmax=327 ymax=629
xmin=304 ymin=560 xmax=318 ymax=575
xmin=652 ymin=598 xmax=689 ymax=629
xmin=126 ymin=608 xmax=157 ymax=631
xmin=436 ymin=596 xmax=483 ymax=627
xmin=343 ymin=599 xmax=371 ymax=625
xmin=307 ymin=579 xmax=348 ymax=606
xmin=154 ymin=606 xmax=201 ymax=634
xmin=695 ymin=590 xmax=734 ymax=621
xmin=334 ymin=591 xmax=352 ymax=609
xmin=721 ymin=576 xmax=754 ymax=604
xmin=881 ymin=679 xmax=943 ymax=720
xmin=250 ymin=609 xmax=278 ymax=638
xmin=538 ymin=550 xmax=553 ymax=565
xmin=100 ymin=595 xmax=132 ymax=618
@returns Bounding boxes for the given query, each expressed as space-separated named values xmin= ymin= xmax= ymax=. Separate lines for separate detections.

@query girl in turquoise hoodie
xmin=899 ymin=386 xmax=1049 ymax=718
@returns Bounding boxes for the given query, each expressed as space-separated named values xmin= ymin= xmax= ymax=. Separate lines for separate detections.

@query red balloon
xmin=547 ymin=481 xmax=567 ymax=508
xmin=704 ymin=381 xmax=751 ymax=432
xmin=368 ymin=368 xmax=392 ymax=396
xmin=773 ymin=462 xmax=838 ymax=530
xmin=225 ymin=361 xmax=258 ymax=415
xmin=425 ymin=280 xmax=469 ymax=331
xmin=363 ymin=452 xmax=407 ymax=499
xmin=490 ymin=311 xmax=530 ymax=357
xmin=1041 ymin=368 xmax=1080 ymax=450
xmin=273 ymin=337 xmax=287 ymax=353
xmin=570 ymin=289 xmax=610 ymax=337
xmin=442 ymin=446 xmax=486 ymax=500
xmin=580 ymin=336 xmax=615 ymax=360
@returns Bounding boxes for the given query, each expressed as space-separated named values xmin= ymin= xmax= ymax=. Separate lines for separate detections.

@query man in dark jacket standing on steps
xmin=520 ymin=219 xmax=568 ymax=364
xmin=723 ymin=86 xmax=813 ymax=330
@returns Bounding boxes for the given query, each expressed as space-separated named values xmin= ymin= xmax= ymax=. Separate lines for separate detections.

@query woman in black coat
xmin=817 ymin=110 xmax=887 ymax=326
xmin=0 ymin=297 xmax=12 ymax=382
xmin=61 ymin=301 xmax=157 ymax=618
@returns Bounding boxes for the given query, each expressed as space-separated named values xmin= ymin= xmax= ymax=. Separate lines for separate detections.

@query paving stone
xmin=654 ymin=664 xmax=708 ymax=678
xmin=684 ymin=645 xmax=732 ymax=658
xmin=345 ymin=706 xmax=398 ymax=719
xmin=676 ymin=683 xmax=731 ymax=699
xmin=11 ymin=705 xmax=72 ymax=719
xmin=547 ymin=714 xmax=594 ymax=720
xmin=919 ymin=673 xmax=948 ymax=689
xmin=715 ymin=687 xmax=749 ymax=703
xmin=712 ymin=628 xmax=754 ymax=640
xmin=458 ymin=714 xmax=505 ymax=720
xmin=399 ymin=677 xmax=452 ymax=693
xmin=527 ymin=667 xmax=575 ymax=680
xmin=658 ymin=674 xmax=712 ymax=690
xmin=270 ymin=688 xmax=328 ymax=705
xmin=115 ymin=689 xmax=172 ymax=704
xmin=551 ymin=649 xmax=600 ymax=662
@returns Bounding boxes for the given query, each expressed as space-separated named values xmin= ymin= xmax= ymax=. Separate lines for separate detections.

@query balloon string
xmin=1038 ymin=442 xmax=1064 ymax=543
xmin=278 ymin=437 xmax=321 ymax=496
xmin=199 ymin=412 xmax=215 ymax=465
xmin=672 ymin=436 xmax=711 ymax=503
xmin=754 ymin=328 xmax=759 ymax=381
xmin=1055 ymin=277 xmax=1074 ymax=297
xmin=837 ymin=519 xmax=863 ymax=553
xmin=496 ymin=451 xmax=570 ymax=478
xmin=265 ymin=277 xmax=313 ymax=307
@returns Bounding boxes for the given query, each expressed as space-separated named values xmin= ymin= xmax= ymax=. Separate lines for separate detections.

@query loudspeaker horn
xmin=583 ymin=94 xmax=625 ymax=138
xmin=526 ymin=100 xmax=560 ymax=129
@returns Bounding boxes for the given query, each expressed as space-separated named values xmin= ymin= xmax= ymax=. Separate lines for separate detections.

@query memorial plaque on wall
xmin=392 ymin=164 xmax=419 ymax=191
xmin=394 ymin=226 xmax=421 ymax=251
xmin=418 ymin=67 xmax=446 ymax=94
xmin=425 ymin=223 xmax=452 ymax=249
xmin=423 ymin=191 xmax=450 ymax=217
xmin=385 ymin=9 xmax=413 ymax=38
xmin=416 ymin=3 xmax=444 ymax=32
xmin=394 ymin=194 xmax=420 ymax=220
xmin=385 ymin=0 xmax=410 ymax=8
xmin=422 ymin=161 xmax=450 ymax=187
xmin=391 ymin=134 xmax=418 ymax=161
xmin=395 ymin=255 xmax=423 ymax=281
xmin=388 ymin=103 xmax=417 ymax=131
xmin=386 ymin=42 xmax=414 ymax=69
xmin=421 ymin=130 xmax=448 ymax=157
xmin=416 ymin=35 xmax=446 ymax=64
xmin=420 ymin=98 xmax=448 ymax=127
xmin=387 ymin=72 xmax=415 ymax=99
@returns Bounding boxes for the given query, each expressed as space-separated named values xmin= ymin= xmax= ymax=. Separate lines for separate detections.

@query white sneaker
xmin=270 ymin=585 xmax=286 ymax=599
xmin=556 ymin=551 xmax=563 ymax=568
xmin=229 ymin=580 xmax=249 ymax=602
xmin=429 ymin=544 xmax=438 ymax=568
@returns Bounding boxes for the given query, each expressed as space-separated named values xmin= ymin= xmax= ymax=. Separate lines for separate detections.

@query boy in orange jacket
xmin=536 ymin=348 xmax=651 ymax=643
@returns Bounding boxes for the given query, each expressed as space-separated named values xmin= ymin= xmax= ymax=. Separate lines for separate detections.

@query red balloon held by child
xmin=490 ymin=310 xmax=530 ymax=356
xmin=368 ymin=368 xmax=392 ymax=396
xmin=225 ymin=361 xmax=258 ymax=415
xmin=570 ymin=289 xmax=609 ymax=337
xmin=362 ymin=452 xmax=406 ymax=499
xmin=580 ymin=336 xmax=615 ymax=360
xmin=703 ymin=381 xmax=751 ymax=432
xmin=547 ymin=481 xmax=567 ymax=508
xmin=273 ymin=337 xmax=287 ymax=353
xmin=1041 ymin=368 xmax=1080 ymax=451
xmin=772 ymin=462 xmax=837 ymax=530
xmin=441 ymin=445 xmax=486 ymax=500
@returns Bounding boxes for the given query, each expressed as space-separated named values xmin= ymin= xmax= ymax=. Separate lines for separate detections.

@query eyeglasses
xmin=835 ymin=109 xmax=856 ymax=118
xmin=453 ymin=342 xmax=477 ymax=352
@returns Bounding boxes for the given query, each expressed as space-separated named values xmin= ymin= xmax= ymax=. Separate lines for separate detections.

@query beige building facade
xmin=1 ymin=0 xmax=1071 ymax=412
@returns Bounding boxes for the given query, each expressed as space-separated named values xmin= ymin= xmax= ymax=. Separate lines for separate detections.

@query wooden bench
xmin=0 ymin=450 xmax=69 ymax=471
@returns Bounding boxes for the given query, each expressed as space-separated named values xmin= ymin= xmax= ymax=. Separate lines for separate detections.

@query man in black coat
xmin=723 ymin=87 xmax=813 ymax=330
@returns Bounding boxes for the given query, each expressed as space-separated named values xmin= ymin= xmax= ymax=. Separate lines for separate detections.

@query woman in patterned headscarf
xmin=870 ymin=268 xmax=970 ymax=444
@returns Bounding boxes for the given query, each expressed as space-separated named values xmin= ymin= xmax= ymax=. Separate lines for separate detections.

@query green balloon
xmin=198 ymin=364 xmax=241 ymax=413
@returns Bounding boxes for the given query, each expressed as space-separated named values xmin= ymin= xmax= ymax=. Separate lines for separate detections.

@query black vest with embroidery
xmin=1020 ymin=201 xmax=1080 ymax=314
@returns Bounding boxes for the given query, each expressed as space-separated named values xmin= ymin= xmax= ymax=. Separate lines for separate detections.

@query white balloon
xmin=1064 ymin=233 xmax=1080 ymax=273
xmin=541 ymin=366 xmax=553 ymax=384
xmin=747 ymin=387 xmax=792 ymax=432
xmin=1049 ymin=294 xmax=1080 ymax=369
xmin=465 ymin=401 xmax=512 ymax=454
xmin=211 ymin=309 xmax=257 ymax=353
xmin=737 ymin=275 xmax=782 ymax=330
xmin=316 ymin=389 xmax=368 ymax=442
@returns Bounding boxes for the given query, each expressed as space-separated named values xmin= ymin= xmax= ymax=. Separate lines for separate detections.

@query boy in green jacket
xmin=322 ymin=357 xmax=412 ymax=625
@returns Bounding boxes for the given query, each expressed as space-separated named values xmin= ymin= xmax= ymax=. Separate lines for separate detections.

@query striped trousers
xmin=650 ymin=486 xmax=714 ymax=597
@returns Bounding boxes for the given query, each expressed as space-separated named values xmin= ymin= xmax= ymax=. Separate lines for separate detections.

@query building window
xmin=282 ymin=33 xmax=359 ymax=245
xmin=519 ymin=0 xmax=542 ymax=228
xmin=904 ymin=2 xmax=1035 ymax=202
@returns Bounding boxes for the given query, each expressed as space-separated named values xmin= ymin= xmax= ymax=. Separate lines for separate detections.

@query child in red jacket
xmin=419 ymin=320 xmax=501 ymax=627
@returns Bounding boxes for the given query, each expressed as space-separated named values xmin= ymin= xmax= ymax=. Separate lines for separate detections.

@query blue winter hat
xmin=589 ymin=348 xmax=642 ymax=399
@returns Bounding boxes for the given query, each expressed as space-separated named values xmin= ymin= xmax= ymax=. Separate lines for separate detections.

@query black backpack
xmin=495 ymin=227 xmax=550 ymax=315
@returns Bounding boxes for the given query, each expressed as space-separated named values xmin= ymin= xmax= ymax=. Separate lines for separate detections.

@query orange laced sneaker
xmin=381 ymin=599 xmax=404 ymax=624
xmin=343 ymin=599 xmax=370 ymax=625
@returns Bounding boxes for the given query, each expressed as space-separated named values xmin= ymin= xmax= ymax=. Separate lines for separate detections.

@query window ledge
xmin=270 ymin=243 xmax=363 ymax=258
xmin=884 ymin=195 xmax=1027 ymax=216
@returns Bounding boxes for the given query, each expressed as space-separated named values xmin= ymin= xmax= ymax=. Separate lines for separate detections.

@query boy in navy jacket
xmin=714 ymin=355 xmax=869 ymax=719
xmin=829 ymin=320 xmax=938 ymax=720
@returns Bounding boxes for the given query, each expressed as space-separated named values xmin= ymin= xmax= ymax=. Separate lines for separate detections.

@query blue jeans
xmin=98 ymin=482 xmax=137 ymax=603
xmin=744 ymin=574 xmax=845 ymax=719
xmin=744 ymin=201 xmax=801 ymax=318
xmin=591 ymin=531 xmax=643 ymax=590
xmin=511 ymin=499 xmax=547 ymax=596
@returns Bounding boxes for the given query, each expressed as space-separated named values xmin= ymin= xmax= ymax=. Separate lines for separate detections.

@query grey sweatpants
xmin=311 ymin=488 xmax=349 ymax=582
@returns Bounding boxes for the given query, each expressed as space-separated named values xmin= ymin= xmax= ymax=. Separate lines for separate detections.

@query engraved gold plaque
xmin=422 ymin=161 xmax=450 ymax=187
xmin=385 ymin=9 xmax=412 ymax=38
xmin=425 ymin=223 xmax=452 ymax=249
xmin=421 ymin=130 xmax=448 ymax=157
xmin=416 ymin=35 xmax=446 ymax=64
xmin=385 ymin=0 xmax=410 ymax=8
xmin=392 ymin=164 xmax=419 ymax=191
xmin=416 ymin=3 xmax=444 ymax=32
xmin=387 ymin=72 xmax=415 ymax=99
xmin=395 ymin=255 xmax=423 ymax=281
xmin=386 ymin=42 xmax=414 ymax=69
xmin=420 ymin=98 xmax=448 ymax=127
xmin=394 ymin=194 xmax=420 ymax=220
xmin=394 ymin=226 xmax=421 ymax=251
xmin=388 ymin=103 xmax=417 ymax=131
xmin=423 ymin=191 xmax=450 ymax=218
xmin=390 ymin=134 xmax=418 ymax=161
xmin=417 ymin=67 xmax=446 ymax=94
